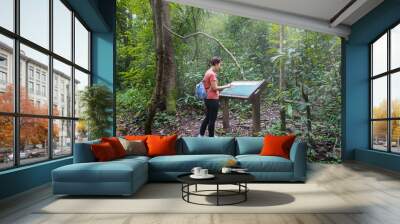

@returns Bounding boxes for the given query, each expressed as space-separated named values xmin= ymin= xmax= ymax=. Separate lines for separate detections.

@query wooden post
xmin=222 ymin=97 xmax=230 ymax=133
xmin=252 ymin=94 xmax=261 ymax=135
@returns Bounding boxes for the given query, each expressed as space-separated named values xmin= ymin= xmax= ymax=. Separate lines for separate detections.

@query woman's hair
xmin=209 ymin=56 xmax=221 ymax=66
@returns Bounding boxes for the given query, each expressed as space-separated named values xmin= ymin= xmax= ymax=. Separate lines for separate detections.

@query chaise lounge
xmin=52 ymin=137 xmax=307 ymax=196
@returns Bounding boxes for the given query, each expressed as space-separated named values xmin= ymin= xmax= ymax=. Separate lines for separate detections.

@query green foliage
xmin=80 ymin=84 xmax=113 ymax=140
xmin=117 ymin=87 xmax=151 ymax=116
xmin=116 ymin=0 xmax=342 ymax=161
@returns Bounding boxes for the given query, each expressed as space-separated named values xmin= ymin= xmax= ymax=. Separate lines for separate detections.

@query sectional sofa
xmin=52 ymin=137 xmax=307 ymax=196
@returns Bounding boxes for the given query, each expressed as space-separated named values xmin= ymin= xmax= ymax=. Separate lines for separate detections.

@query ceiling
xmin=166 ymin=0 xmax=384 ymax=37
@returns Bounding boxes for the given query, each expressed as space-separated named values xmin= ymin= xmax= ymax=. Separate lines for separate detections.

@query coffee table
xmin=177 ymin=172 xmax=255 ymax=206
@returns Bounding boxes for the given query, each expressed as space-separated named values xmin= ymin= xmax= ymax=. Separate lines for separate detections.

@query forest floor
xmin=117 ymin=100 xmax=281 ymax=137
xmin=117 ymin=100 xmax=341 ymax=162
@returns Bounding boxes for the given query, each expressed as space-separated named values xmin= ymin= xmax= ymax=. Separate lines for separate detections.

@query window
xmin=0 ymin=53 xmax=8 ymax=89
xmin=28 ymin=81 xmax=34 ymax=94
xmin=35 ymin=70 xmax=41 ymax=81
xmin=0 ymin=34 xmax=13 ymax=113
xmin=0 ymin=0 xmax=91 ymax=170
xmin=0 ymin=116 xmax=13 ymax=170
xmin=370 ymin=23 xmax=400 ymax=153
xmin=54 ymin=89 xmax=58 ymax=104
xmin=0 ymin=0 xmax=14 ymax=32
xmin=42 ymin=85 xmax=46 ymax=97
xmin=53 ymin=0 xmax=72 ymax=60
xmin=391 ymin=24 xmax=400 ymax=70
xmin=74 ymin=69 xmax=89 ymax=118
xmin=53 ymin=59 xmax=72 ymax=117
xmin=28 ymin=67 xmax=34 ymax=80
xmin=0 ymin=71 xmax=6 ymax=85
xmin=20 ymin=117 xmax=49 ymax=165
xmin=75 ymin=17 xmax=90 ymax=70
xmin=36 ymin=84 xmax=40 ymax=95
xmin=20 ymin=0 xmax=49 ymax=48
xmin=0 ymin=55 xmax=7 ymax=67
xmin=53 ymin=119 xmax=72 ymax=158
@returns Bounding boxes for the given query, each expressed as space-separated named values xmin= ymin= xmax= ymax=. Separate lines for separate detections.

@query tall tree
xmin=161 ymin=1 xmax=177 ymax=113
xmin=279 ymin=25 xmax=287 ymax=132
xmin=145 ymin=0 xmax=165 ymax=134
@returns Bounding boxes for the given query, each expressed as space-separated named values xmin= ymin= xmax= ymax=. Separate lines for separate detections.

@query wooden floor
xmin=1 ymin=162 xmax=400 ymax=224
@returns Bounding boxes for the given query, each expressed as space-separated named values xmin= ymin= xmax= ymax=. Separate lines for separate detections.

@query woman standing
xmin=199 ymin=57 xmax=231 ymax=137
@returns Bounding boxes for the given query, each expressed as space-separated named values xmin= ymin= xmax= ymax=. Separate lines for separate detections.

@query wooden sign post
xmin=219 ymin=80 xmax=266 ymax=135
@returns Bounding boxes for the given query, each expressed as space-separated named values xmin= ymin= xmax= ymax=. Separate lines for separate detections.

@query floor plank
xmin=1 ymin=162 xmax=400 ymax=224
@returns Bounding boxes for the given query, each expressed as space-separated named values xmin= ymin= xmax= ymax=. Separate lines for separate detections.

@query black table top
xmin=177 ymin=172 xmax=255 ymax=185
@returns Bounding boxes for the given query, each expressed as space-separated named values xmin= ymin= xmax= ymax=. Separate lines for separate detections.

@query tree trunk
xmin=191 ymin=8 xmax=199 ymax=61
xmin=161 ymin=1 xmax=177 ymax=113
xmin=301 ymin=84 xmax=315 ymax=146
xmin=279 ymin=25 xmax=286 ymax=132
xmin=145 ymin=0 xmax=164 ymax=134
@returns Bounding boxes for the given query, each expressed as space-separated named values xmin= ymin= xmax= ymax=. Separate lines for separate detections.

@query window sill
xmin=0 ymin=156 xmax=72 ymax=176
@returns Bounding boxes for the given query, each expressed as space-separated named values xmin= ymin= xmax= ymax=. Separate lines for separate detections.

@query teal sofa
xmin=52 ymin=137 xmax=307 ymax=196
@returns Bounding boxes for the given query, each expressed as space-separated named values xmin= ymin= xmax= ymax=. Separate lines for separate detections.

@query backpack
xmin=195 ymin=81 xmax=207 ymax=100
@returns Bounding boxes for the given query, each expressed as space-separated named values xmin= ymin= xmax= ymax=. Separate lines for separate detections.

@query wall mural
xmin=115 ymin=0 xmax=342 ymax=162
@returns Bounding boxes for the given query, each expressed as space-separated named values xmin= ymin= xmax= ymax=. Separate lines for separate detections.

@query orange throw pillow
xmin=146 ymin=135 xmax=177 ymax=157
xmin=91 ymin=142 xmax=117 ymax=162
xmin=101 ymin=137 xmax=126 ymax=158
xmin=125 ymin=135 xmax=148 ymax=141
xmin=260 ymin=135 xmax=296 ymax=159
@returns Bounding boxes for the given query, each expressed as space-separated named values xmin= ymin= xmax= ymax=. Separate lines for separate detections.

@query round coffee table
xmin=177 ymin=173 xmax=255 ymax=206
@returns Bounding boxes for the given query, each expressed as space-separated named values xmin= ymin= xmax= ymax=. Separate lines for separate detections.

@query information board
xmin=220 ymin=80 xmax=265 ymax=99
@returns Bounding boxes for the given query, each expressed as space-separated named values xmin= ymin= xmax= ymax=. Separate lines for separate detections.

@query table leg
xmin=222 ymin=98 xmax=230 ymax=132
xmin=195 ymin=184 xmax=198 ymax=192
xmin=217 ymin=184 xmax=219 ymax=206
xmin=187 ymin=184 xmax=190 ymax=202
xmin=245 ymin=183 xmax=248 ymax=201
xmin=181 ymin=184 xmax=183 ymax=199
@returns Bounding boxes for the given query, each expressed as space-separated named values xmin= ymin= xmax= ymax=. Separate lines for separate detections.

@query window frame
xmin=370 ymin=21 xmax=400 ymax=154
xmin=0 ymin=0 xmax=92 ymax=171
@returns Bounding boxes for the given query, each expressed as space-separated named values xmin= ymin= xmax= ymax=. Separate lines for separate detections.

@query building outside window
xmin=35 ymin=83 xmax=40 ymax=95
xmin=28 ymin=81 xmax=34 ymax=94
xmin=41 ymin=85 xmax=46 ymax=97
xmin=28 ymin=66 xmax=34 ymax=80
xmin=0 ymin=0 xmax=91 ymax=170
xmin=0 ymin=54 xmax=7 ymax=89
xmin=0 ymin=71 xmax=6 ymax=83
xmin=35 ymin=70 xmax=40 ymax=81
xmin=0 ymin=54 xmax=7 ymax=67
xmin=41 ymin=73 xmax=46 ymax=83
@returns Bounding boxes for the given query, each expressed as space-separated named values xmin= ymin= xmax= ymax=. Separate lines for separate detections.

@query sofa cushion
xmin=125 ymin=135 xmax=148 ymax=141
xmin=53 ymin=159 xmax=147 ymax=183
xmin=260 ymin=135 xmax=296 ymax=159
xmin=147 ymin=135 xmax=177 ymax=157
xmin=236 ymin=155 xmax=293 ymax=172
xmin=119 ymin=138 xmax=147 ymax=156
xmin=149 ymin=154 xmax=235 ymax=172
xmin=180 ymin=137 xmax=235 ymax=155
xmin=73 ymin=139 xmax=100 ymax=163
xmin=101 ymin=137 xmax=127 ymax=158
xmin=91 ymin=142 xmax=118 ymax=161
xmin=235 ymin=137 xmax=264 ymax=155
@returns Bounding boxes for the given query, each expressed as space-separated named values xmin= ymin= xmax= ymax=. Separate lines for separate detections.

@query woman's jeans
xmin=200 ymin=99 xmax=219 ymax=137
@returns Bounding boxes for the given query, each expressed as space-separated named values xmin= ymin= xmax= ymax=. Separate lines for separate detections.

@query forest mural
xmin=116 ymin=0 xmax=342 ymax=162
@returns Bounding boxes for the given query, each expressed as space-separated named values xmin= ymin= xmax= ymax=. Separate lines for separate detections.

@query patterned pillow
xmin=118 ymin=138 xmax=147 ymax=156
